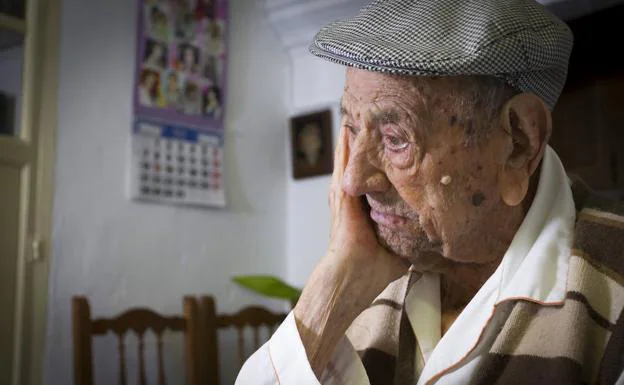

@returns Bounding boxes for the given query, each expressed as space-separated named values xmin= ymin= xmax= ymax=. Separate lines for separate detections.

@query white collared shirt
xmin=235 ymin=146 xmax=576 ymax=385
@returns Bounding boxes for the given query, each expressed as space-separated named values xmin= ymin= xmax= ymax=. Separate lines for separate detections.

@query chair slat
xmin=137 ymin=334 xmax=147 ymax=385
xmin=237 ymin=328 xmax=245 ymax=366
xmin=217 ymin=307 xmax=285 ymax=329
xmin=92 ymin=311 xmax=185 ymax=336
xmin=117 ymin=334 xmax=127 ymax=385
xmin=157 ymin=333 xmax=166 ymax=385
xmin=253 ymin=327 xmax=260 ymax=350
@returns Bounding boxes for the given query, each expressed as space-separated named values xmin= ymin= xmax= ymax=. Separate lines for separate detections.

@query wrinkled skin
xmin=294 ymin=68 xmax=551 ymax=378
xmin=340 ymin=69 xmax=527 ymax=273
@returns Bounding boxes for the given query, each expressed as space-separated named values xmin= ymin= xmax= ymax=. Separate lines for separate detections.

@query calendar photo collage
xmin=136 ymin=0 xmax=227 ymax=131
xmin=130 ymin=119 xmax=225 ymax=207
xmin=129 ymin=0 xmax=228 ymax=208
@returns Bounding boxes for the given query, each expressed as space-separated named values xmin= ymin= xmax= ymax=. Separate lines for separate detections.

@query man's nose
xmin=342 ymin=137 xmax=390 ymax=197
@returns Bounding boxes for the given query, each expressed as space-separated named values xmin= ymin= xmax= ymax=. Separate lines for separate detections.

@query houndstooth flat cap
xmin=309 ymin=0 xmax=574 ymax=109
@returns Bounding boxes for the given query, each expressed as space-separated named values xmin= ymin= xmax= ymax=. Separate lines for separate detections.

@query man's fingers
xmin=331 ymin=127 xmax=349 ymax=188
xmin=330 ymin=126 xmax=350 ymax=208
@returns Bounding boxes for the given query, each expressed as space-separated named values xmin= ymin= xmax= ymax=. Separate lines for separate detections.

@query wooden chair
xmin=72 ymin=296 xmax=202 ymax=385
xmin=200 ymin=296 xmax=287 ymax=385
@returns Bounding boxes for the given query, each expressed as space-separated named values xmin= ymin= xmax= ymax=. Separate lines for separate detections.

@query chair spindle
xmin=237 ymin=327 xmax=246 ymax=365
xmin=253 ymin=327 xmax=260 ymax=350
xmin=117 ymin=334 xmax=127 ymax=385
xmin=157 ymin=333 xmax=166 ymax=385
xmin=138 ymin=333 xmax=147 ymax=385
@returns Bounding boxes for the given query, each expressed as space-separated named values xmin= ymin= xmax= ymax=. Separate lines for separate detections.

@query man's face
xmin=341 ymin=69 xmax=513 ymax=270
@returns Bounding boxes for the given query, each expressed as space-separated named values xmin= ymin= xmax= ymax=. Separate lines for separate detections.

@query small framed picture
xmin=290 ymin=109 xmax=333 ymax=180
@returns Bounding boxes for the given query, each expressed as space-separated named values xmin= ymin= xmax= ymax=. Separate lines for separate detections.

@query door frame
xmin=16 ymin=0 xmax=61 ymax=383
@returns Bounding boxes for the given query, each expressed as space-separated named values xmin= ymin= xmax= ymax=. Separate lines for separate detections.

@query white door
xmin=0 ymin=1 xmax=60 ymax=384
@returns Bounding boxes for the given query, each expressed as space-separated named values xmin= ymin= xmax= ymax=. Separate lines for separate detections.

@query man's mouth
xmin=370 ymin=209 xmax=408 ymax=229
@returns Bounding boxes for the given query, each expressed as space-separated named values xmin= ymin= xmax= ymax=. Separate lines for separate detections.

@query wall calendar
xmin=129 ymin=0 xmax=228 ymax=208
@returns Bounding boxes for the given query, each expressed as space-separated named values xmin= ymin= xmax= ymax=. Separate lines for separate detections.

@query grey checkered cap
xmin=309 ymin=0 xmax=574 ymax=109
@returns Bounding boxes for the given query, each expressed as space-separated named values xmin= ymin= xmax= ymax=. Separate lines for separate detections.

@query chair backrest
xmin=200 ymin=296 xmax=287 ymax=385
xmin=72 ymin=296 xmax=201 ymax=385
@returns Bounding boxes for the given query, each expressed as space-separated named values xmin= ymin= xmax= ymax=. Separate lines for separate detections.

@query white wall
xmin=44 ymin=0 xmax=290 ymax=384
xmin=286 ymin=49 xmax=345 ymax=286
xmin=262 ymin=0 xmax=360 ymax=288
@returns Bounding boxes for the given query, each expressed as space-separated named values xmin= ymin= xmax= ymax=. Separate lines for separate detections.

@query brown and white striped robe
xmin=344 ymin=179 xmax=624 ymax=385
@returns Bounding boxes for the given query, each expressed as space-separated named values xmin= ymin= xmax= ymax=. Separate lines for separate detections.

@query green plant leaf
xmin=232 ymin=275 xmax=302 ymax=301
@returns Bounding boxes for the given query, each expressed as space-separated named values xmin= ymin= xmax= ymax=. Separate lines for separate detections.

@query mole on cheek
xmin=471 ymin=191 xmax=486 ymax=207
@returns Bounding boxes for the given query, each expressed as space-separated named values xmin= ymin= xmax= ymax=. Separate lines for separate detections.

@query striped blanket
xmin=346 ymin=179 xmax=624 ymax=385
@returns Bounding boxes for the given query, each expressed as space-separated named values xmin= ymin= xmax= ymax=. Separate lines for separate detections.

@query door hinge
xmin=30 ymin=238 xmax=44 ymax=263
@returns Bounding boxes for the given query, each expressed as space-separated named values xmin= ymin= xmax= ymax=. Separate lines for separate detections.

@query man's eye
xmin=346 ymin=125 xmax=358 ymax=136
xmin=383 ymin=135 xmax=409 ymax=152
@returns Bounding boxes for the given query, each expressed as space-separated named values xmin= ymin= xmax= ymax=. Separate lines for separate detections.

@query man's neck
xmin=439 ymin=171 xmax=541 ymax=317
xmin=440 ymin=258 xmax=500 ymax=311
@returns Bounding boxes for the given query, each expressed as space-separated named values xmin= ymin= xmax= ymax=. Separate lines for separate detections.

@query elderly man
xmin=236 ymin=0 xmax=624 ymax=384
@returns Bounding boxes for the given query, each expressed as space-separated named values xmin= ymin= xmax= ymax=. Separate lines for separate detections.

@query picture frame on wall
xmin=290 ymin=109 xmax=333 ymax=180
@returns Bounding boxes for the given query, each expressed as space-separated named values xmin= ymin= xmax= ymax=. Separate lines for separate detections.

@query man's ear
xmin=498 ymin=93 xmax=552 ymax=206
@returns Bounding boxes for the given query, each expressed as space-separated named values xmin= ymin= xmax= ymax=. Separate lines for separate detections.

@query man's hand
xmin=293 ymin=126 xmax=409 ymax=378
